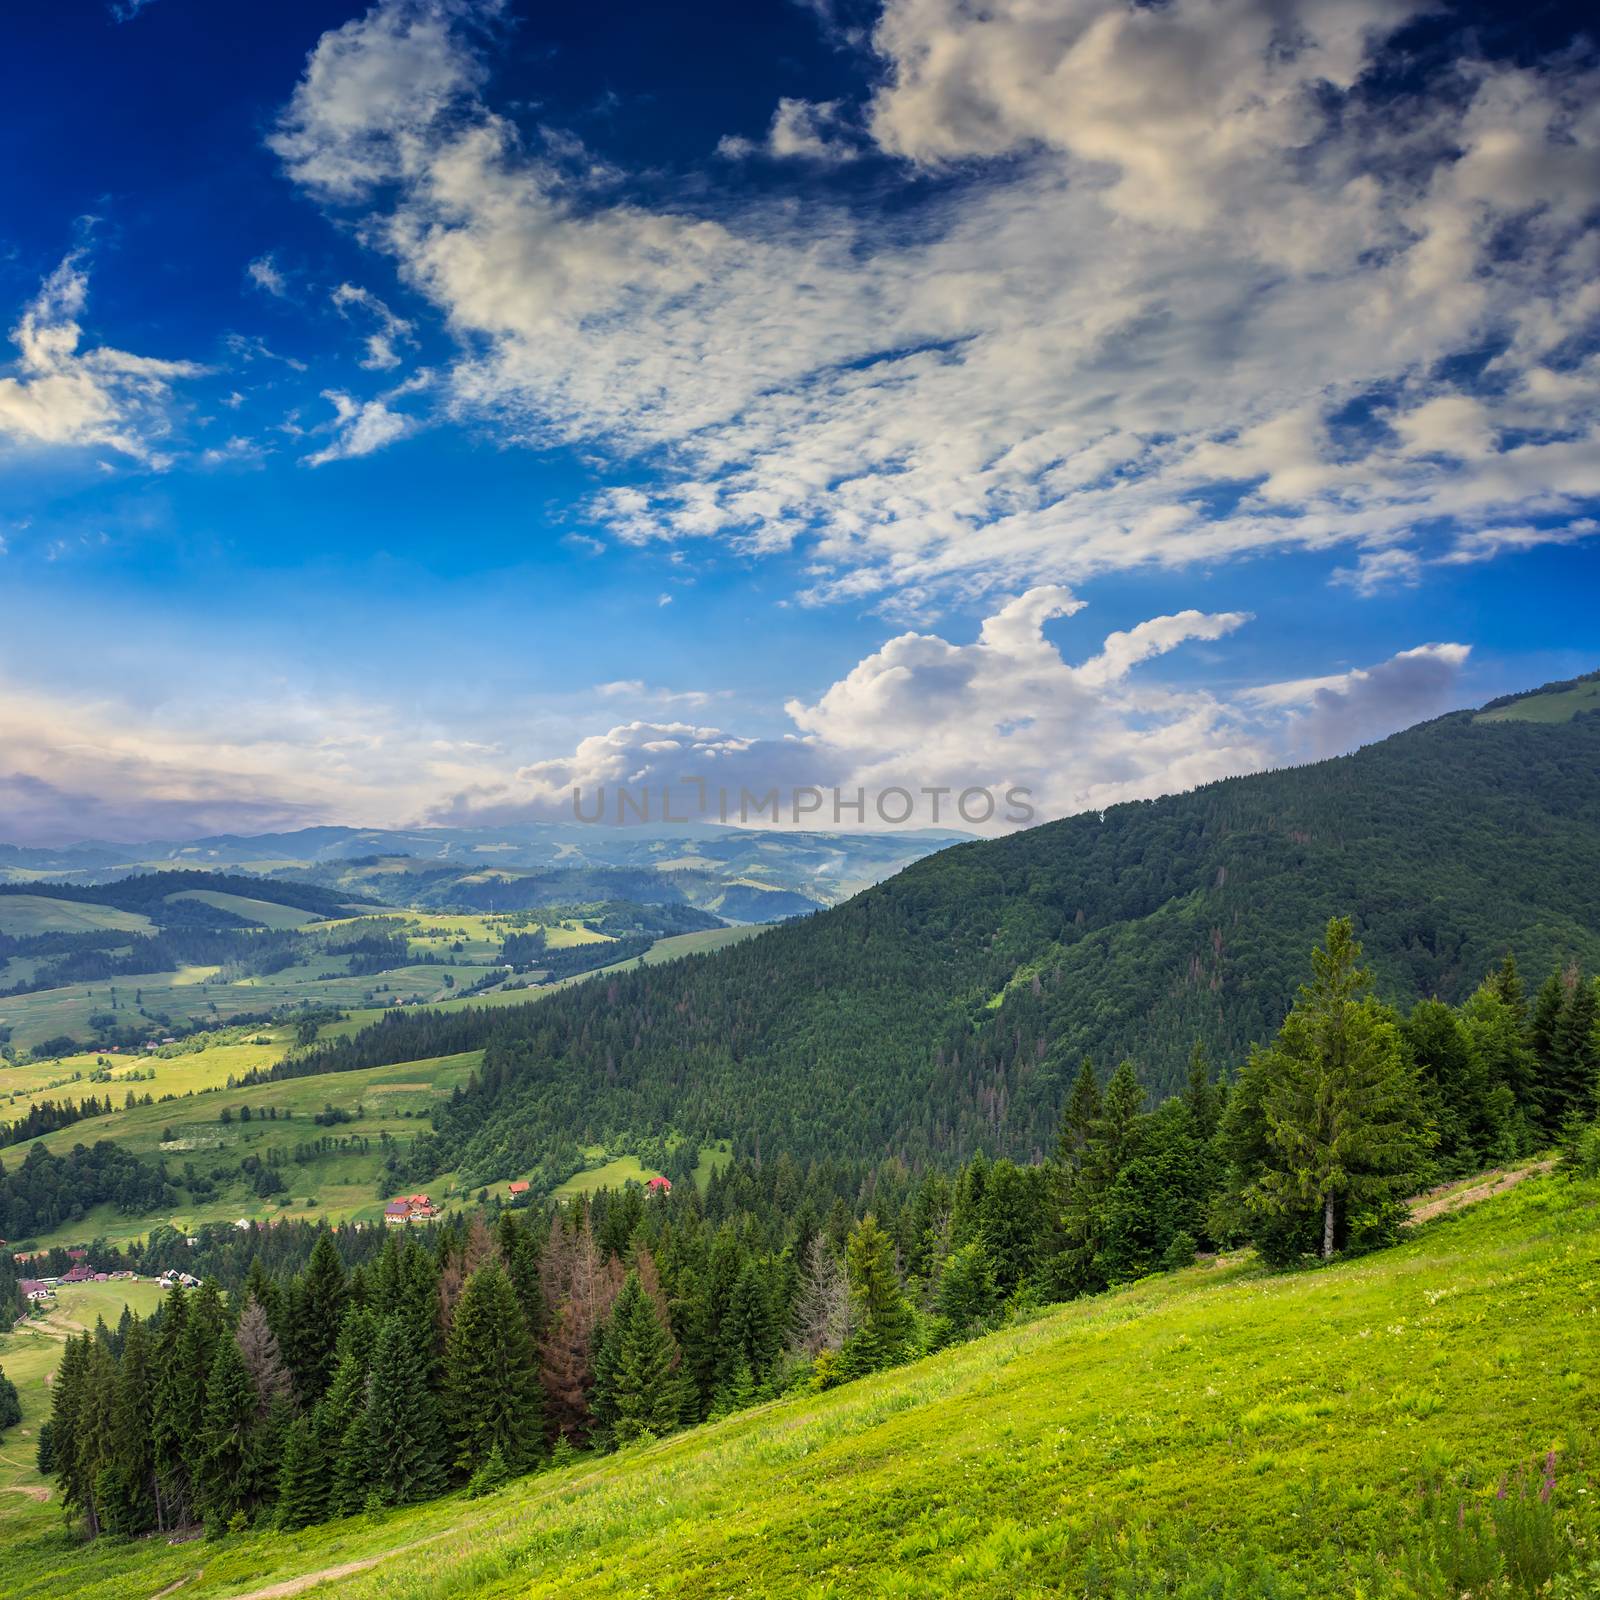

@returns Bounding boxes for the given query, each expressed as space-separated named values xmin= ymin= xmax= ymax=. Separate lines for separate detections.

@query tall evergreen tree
xmin=196 ymin=1333 xmax=259 ymax=1529
xmin=606 ymin=1272 xmax=681 ymax=1445
xmin=843 ymin=1214 xmax=913 ymax=1373
xmin=365 ymin=1313 xmax=446 ymax=1505
xmin=273 ymin=1414 xmax=323 ymax=1532
xmin=289 ymin=1234 xmax=347 ymax=1404
xmin=149 ymin=1283 xmax=195 ymax=1530
xmin=443 ymin=1262 xmax=542 ymax=1479
xmin=1057 ymin=1059 xmax=1101 ymax=1169
xmin=110 ymin=1315 xmax=156 ymax=1536
xmin=1243 ymin=918 xmax=1432 ymax=1259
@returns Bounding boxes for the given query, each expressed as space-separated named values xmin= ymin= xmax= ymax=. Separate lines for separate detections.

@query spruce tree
xmin=1245 ymin=918 xmax=1431 ymax=1259
xmin=149 ymin=1282 xmax=195 ymax=1530
xmin=365 ymin=1313 xmax=446 ymax=1506
xmin=1058 ymin=1058 xmax=1102 ymax=1168
xmin=110 ymin=1315 xmax=156 ymax=1536
xmin=292 ymin=1234 xmax=348 ymax=1404
xmin=609 ymin=1273 xmax=681 ymax=1445
xmin=1547 ymin=975 xmax=1599 ymax=1133
xmin=1184 ymin=1041 xmax=1220 ymax=1141
xmin=843 ymin=1214 xmax=913 ymax=1372
xmin=329 ymin=1409 xmax=372 ymax=1519
xmin=274 ymin=1414 xmax=323 ymax=1532
xmin=197 ymin=1333 xmax=260 ymax=1529
xmin=936 ymin=1239 xmax=998 ymax=1335
xmin=444 ymin=1263 xmax=542 ymax=1479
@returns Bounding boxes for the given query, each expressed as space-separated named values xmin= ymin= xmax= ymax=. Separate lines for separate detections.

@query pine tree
xmin=110 ymin=1315 xmax=156 ymax=1536
xmin=149 ymin=1282 xmax=195 ymax=1530
xmin=1184 ymin=1041 xmax=1221 ymax=1141
xmin=444 ymin=1262 xmax=542 ymax=1479
xmin=843 ymin=1214 xmax=913 ymax=1372
xmin=197 ymin=1333 xmax=260 ymax=1529
xmin=609 ymin=1273 xmax=681 ymax=1445
xmin=1058 ymin=1058 xmax=1102 ymax=1168
xmin=1245 ymin=918 xmax=1432 ymax=1259
xmin=235 ymin=1294 xmax=295 ymax=1416
xmin=1547 ymin=974 xmax=1599 ymax=1133
xmin=328 ymin=1409 xmax=372 ymax=1519
xmin=466 ymin=1441 xmax=511 ymax=1497
xmin=936 ymin=1239 xmax=998 ymax=1334
xmin=365 ymin=1313 xmax=446 ymax=1506
xmin=274 ymin=1414 xmax=323 ymax=1531
xmin=49 ymin=1330 xmax=92 ymax=1530
xmin=291 ymin=1234 xmax=348 ymax=1404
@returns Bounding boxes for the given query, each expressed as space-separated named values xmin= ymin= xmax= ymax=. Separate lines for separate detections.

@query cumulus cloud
xmin=720 ymin=98 xmax=859 ymax=163
xmin=261 ymin=0 xmax=1600 ymax=613
xmin=1242 ymin=642 xmax=1472 ymax=760
xmin=0 ymin=256 xmax=203 ymax=463
xmin=433 ymin=587 xmax=1274 ymax=830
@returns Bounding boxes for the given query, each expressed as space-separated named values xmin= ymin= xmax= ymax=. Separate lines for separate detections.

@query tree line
xmin=38 ymin=919 xmax=1600 ymax=1543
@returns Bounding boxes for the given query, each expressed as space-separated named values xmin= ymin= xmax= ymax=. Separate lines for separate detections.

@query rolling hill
xmin=5 ymin=1169 xmax=1596 ymax=1599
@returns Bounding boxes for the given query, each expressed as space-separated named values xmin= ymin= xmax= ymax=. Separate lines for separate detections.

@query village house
xmin=20 ymin=1279 xmax=51 ymax=1302
xmin=384 ymin=1193 xmax=439 ymax=1225
xmin=507 ymin=1180 xmax=530 ymax=1196
xmin=647 ymin=1176 xmax=672 ymax=1195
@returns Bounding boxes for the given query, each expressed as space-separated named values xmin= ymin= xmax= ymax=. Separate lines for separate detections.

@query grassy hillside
xmin=7 ymin=1171 xmax=1597 ymax=1599
xmin=0 ymin=897 xmax=153 ymax=936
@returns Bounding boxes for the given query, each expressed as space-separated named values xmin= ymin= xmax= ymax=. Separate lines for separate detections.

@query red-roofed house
xmin=385 ymin=1194 xmax=440 ymax=1225
xmin=20 ymin=1280 xmax=51 ymax=1302
xmin=62 ymin=1264 xmax=95 ymax=1283
xmin=507 ymin=1180 xmax=530 ymax=1196
xmin=646 ymin=1176 xmax=672 ymax=1195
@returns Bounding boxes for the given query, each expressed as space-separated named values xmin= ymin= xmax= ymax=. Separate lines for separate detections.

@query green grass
xmin=0 ymin=1052 xmax=485 ymax=1249
xmin=0 ymin=898 xmax=153 ymax=937
xmin=1475 ymin=679 xmax=1600 ymax=723
xmin=5 ymin=1172 xmax=1598 ymax=1599
xmin=550 ymin=1154 xmax=664 ymax=1199
xmin=166 ymin=891 xmax=325 ymax=929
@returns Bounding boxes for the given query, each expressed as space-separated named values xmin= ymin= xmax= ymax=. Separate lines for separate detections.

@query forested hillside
xmin=404 ymin=689 xmax=1600 ymax=1179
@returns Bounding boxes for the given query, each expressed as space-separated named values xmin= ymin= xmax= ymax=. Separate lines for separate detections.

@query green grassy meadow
xmin=4 ymin=1171 xmax=1597 ymax=1599
xmin=1476 ymin=679 xmax=1600 ymax=724
xmin=0 ymin=1051 xmax=486 ymax=1248
xmin=0 ymin=898 xmax=153 ymax=937
xmin=165 ymin=890 xmax=326 ymax=929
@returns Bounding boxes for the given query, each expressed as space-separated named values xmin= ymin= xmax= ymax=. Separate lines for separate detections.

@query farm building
xmin=647 ymin=1176 xmax=672 ymax=1195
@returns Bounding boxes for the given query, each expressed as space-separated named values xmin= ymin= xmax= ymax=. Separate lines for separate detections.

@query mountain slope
xmin=9 ymin=1172 xmax=1597 ymax=1600
xmin=412 ymin=688 xmax=1600 ymax=1179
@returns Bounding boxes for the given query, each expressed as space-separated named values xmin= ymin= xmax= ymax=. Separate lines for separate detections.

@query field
xmin=166 ymin=890 xmax=326 ymax=929
xmin=0 ymin=914 xmax=760 ymax=1058
xmin=1476 ymin=678 xmax=1600 ymax=723
xmin=4 ymin=1170 xmax=1596 ymax=1599
xmin=0 ymin=1051 xmax=486 ymax=1249
xmin=0 ymin=898 xmax=152 ymax=936
xmin=0 ymin=1279 xmax=167 ymax=1534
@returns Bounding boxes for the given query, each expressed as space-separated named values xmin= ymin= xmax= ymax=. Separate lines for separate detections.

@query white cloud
xmin=264 ymin=0 xmax=1600 ymax=612
xmin=331 ymin=281 xmax=416 ymax=369
xmin=305 ymin=372 xmax=427 ymax=464
xmin=1331 ymin=547 xmax=1424 ymax=596
xmin=721 ymin=98 xmax=859 ymax=163
xmin=247 ymin=254 xmax=290 ymax=297
xmin=1242 ymin=642 xmax=1472 ymax=759
xmin=1439 ymin=519 xmax=1599 ymax=565
xmin=0 ymin=256 xmax=204 ymax=463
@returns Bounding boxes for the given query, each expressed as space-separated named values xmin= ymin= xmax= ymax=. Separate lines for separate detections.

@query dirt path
xmin=222 ymin=1553 xmax=396 ymax=1600
xmin=1407 ymin=1158 xmax=1556 ymax=1225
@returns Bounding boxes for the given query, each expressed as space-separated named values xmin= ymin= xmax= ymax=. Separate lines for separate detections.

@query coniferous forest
xmin=39 ymin=919 xmax=1600 ymax=1542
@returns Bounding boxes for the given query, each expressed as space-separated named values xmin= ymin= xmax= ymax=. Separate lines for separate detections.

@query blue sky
xmin=0 ymin=0 xmax=1597 ymax=843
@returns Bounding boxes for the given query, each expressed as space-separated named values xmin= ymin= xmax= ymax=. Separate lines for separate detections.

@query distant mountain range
xmin=0 ymin=822 xmax=971 ymax=924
